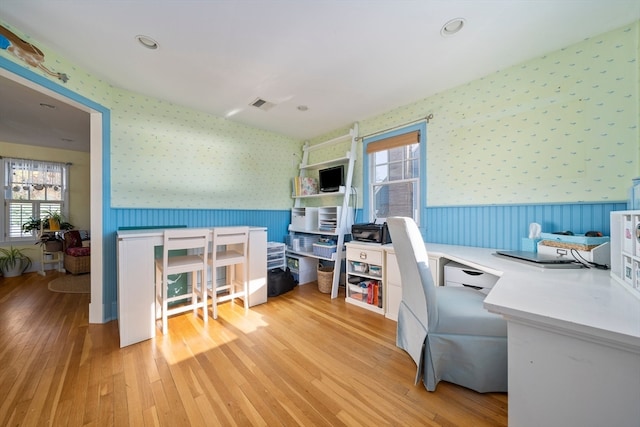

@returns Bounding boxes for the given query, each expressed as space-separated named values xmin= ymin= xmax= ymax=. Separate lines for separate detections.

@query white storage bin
xmin=350 ymin=261 xmax=368 ymax=273
xmin=444 ymin=262 xmax=498 ymax=294
xmin=312 ymin=243 xmax=337 ymax=259
xmin=291 ymin=207 xmax=318 ymax=231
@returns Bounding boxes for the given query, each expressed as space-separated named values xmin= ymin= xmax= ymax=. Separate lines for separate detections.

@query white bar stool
xmin=155 ymin=228 xmax=210 ymax=335
xmin=209 ymin=226 xmax=249 ymax=319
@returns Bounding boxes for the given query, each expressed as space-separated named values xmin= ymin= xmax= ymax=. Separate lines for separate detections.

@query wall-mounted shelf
xmin=291 ymin=187 xmax=348 ymax=199
xmin=299 ymin=154 xmax=351 ymax=171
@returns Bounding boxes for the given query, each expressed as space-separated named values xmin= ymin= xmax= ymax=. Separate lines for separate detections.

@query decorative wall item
xmin=0 ymin=24 xmax=68 ymax=83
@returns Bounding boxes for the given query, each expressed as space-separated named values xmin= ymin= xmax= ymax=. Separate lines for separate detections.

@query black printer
xmin=351 ymin=222 xmax=392 ymax=244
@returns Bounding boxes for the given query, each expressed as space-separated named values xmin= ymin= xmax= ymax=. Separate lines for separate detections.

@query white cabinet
xmin=345 ymin=242 xmax=384 ymax=314
xmin=384 ymin=249 xmax=450 ymax=321
xmin=428 ymin=254 xmax=446 ymax=286
xmin=117 ymin=233 xmax=158 ymax=347
xmin=610 ymin=210 xmax=640 ymax=299
xmin=240 ymin=229 xmax=268 ymax=307
xmin=385 ymin=248 xmax=401 ymax=321
xmin=291 ymin=207 xmax=318 ymax=231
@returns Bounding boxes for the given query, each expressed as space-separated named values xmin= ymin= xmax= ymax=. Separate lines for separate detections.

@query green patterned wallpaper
xmin=0 ymin=20 xmax=299 ymax=210
xmin=2 ymin=19 xmax=638 ymax=209
xmin=109 ymin=89 xmax=299 ymax=208
xmin=353 ymin=21 xmax=639 ymax=206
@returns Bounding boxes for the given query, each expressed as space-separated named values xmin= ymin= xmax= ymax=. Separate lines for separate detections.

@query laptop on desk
xmin=494 ymin=250 xmax=584 ymax=269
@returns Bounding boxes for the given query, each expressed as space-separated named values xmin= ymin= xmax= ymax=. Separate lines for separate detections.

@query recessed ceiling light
xmin=136 ymin=35 xmax=159 ymax=50
xmin=440 ymin=18 xmax=466 ymax=37
xmin=297 ymin=105 xmax=309 ymax=112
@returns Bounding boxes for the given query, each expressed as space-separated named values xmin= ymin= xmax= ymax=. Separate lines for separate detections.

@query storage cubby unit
xmin=267 ymin=242 xmax=286 ymax=270
xmin=345 ymin=241 xmax=384 ymax=314
xmin=286 ymin=254 xmax=318 ymax=285
xmin=610 ymin=210 xmax=640 ymax=299
xmin=287 ymin=123 xmax=358 ymax=298
xmin=290 ymin=207 xmax=318 ymax=232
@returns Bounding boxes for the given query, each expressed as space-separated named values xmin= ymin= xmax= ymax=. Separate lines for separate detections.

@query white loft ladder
xmin=292 ymin=123 xmax=358 ymax=298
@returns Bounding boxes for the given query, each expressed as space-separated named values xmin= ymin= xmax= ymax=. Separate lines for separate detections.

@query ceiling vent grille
xmin=250 ymin=97 xmax=276 ymax=111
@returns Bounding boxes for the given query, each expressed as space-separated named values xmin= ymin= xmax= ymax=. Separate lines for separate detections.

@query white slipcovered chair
xmin=386 ymin=217 xmax=508 ymax=393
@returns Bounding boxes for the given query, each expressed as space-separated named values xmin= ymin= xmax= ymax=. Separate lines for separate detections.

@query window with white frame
xmin=366 ymin=129 xmax=421 ymax=224
xmin=2 ymin=157 xmax=69 ymax=241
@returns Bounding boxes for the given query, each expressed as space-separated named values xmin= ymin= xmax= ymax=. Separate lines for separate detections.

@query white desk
xmin=425 ymin=244 xmax=640 ymax=427
xmin=117 ymin=227 xmax=267 ymax=348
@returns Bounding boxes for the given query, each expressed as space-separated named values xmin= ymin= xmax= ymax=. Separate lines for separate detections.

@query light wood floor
xmin=0 ymin=271 xmax=507 ymax=426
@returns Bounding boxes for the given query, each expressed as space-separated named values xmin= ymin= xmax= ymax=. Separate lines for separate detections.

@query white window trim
xmin=2 ymin=157 xmax=70 ymax=243
xmin=363 ymin=122 xmax=426 ymax=226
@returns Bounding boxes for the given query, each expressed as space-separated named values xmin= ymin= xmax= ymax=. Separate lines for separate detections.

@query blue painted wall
xmin=424 ymin=202 xmax=626 ymax=249
xmin=105 ymin=209 xmax=291 ymax=318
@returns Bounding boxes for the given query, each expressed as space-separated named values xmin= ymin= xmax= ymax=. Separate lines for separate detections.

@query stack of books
xmin=366 ymin=280 xmax=383 ymax=307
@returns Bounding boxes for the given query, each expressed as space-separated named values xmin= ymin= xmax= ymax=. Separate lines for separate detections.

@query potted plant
xmin=0 ymin=246 xmax=32 ymax=277
xmin=21 ymin=216 xmax=42 ymax=234
xmin=22 ymin=212 xmax=74 ymax=235
xmin=43 ymin=210 xmax=65 ymax=231
xmin=38 ymin=232 xmax=64 ymax=252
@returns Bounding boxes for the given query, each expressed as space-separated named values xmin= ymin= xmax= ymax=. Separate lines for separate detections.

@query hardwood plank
xmin=0 ymin=272 xmax=507 ymax=426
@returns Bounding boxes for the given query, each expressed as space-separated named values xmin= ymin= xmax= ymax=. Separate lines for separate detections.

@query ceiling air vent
xmin=250 ymin=97 xmax=276 ymax=111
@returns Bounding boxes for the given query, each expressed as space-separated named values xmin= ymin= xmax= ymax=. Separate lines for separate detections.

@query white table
xmin=426 ymin=244 xmax=640 ymax=427
xmin=116 ymin=227 xmax=267 ymax=347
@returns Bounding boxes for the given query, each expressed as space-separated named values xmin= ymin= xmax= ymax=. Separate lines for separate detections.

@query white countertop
xmin=117 ymin=226 xmax=267 ymax=239
xmin=425 ymin=243 xmax=640 ymax=352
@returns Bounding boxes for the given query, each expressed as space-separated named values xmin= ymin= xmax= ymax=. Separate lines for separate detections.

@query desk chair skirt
xmin=388 ymin=217 xmax=508 ymax=393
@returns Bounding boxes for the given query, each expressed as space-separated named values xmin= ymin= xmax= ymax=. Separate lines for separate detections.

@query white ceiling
xmin=1 ymin=0 xmax=639 ymax=151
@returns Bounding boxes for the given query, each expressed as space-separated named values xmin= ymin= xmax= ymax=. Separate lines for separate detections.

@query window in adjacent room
xmin=2 ymin=157 xmax=69 ymax=241
xmin=363 ymin=122 xmax=426 ymax=225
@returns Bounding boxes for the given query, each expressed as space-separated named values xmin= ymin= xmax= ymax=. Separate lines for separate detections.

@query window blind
xmin=366 ymin=130 xmax=420 ymax=154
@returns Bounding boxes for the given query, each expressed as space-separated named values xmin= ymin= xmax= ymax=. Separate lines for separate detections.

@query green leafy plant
xmin=0 ymin=246 xmax=32 ymax=277
xmin=22 ymin=212 xmax=73 ymax=234
xmin=22 ymin=217 xmax=42 ymax=234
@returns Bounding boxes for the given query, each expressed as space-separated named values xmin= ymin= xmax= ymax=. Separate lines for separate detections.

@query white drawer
xmin=347 ymin=247 xmax=383 ymax=266
xmin=444 ymin=262 xmax=498 ymax=290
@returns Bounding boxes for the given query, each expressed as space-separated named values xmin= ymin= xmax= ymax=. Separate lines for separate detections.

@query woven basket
xmin=317 ymin=266 xmax=333 ymax=294
xmin=64 ymin=254 xmax=91 ymax=275
xmin=539 ymin=240 xmax=599 ymax=251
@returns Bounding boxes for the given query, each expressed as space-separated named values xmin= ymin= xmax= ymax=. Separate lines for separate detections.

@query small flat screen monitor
xmin=319 ymin=165 xmax=344 ymax=193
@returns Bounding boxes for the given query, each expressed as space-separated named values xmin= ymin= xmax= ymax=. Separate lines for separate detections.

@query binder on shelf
xmin=292 ymin=176 xmax=319 ymax=196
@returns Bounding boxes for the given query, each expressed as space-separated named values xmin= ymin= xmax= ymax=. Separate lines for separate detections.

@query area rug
xmin=48 ymin=274 xmax=90 ymax=294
